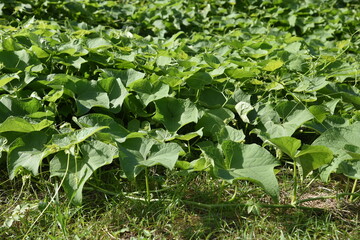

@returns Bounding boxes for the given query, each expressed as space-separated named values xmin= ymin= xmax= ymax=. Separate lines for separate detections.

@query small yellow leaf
xmin=262 ymin=60 xmax=284 ymax=71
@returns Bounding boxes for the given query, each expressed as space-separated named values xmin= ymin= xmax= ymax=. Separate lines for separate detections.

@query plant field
xmin=1 ymin=0 xmax=360 ymax=239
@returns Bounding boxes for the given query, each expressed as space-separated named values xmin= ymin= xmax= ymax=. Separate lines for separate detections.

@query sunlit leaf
xmin=153 ymin=97 xmax=199 ymax=132
xmin=50 ymin=141 xmax=117 ymax=204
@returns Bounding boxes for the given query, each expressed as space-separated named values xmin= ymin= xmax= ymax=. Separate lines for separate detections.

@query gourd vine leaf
xmin=117 ymin=138 xmax=183 ymax=181
xmin=153 ymin=97 xmax=199 ymax=133
xmin=50 ymin=140 xmax=117 ymax=205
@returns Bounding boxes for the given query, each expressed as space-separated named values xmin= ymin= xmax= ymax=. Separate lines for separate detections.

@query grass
xmin=1 ymin=164 xmax=359 ymax=240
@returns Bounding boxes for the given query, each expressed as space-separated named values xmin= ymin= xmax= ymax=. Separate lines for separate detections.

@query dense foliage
xmin=0 ymin=0 xmax=359 ymax=205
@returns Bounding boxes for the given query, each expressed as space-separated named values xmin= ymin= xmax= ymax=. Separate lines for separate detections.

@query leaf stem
xmin=217 ymin=180 xmax=226 ymax=203
xmin=181 ymin=200 xmax=322 ymax=211
xmin=292 ymin=160 xmax=298 ymax=205
xmin=145 ymin=167 xmax=151 ymax=202
xmin=350 ymin=179 xmax=358 ymax=202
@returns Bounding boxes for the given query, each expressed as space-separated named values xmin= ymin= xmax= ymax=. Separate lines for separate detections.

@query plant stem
xmin=145 ymin=167 xmax=150 ymax=202
xmin=181 ymin=200 xmax=323 ymax=211
xmin=217 ymin=180 xmax=226 ymax=203
xmin=350 ymin=179 xmax=358 ymax=202
xmin=228 ymin=185 xmax=237 ymax=202
xmin=292 ymin=160 xmax=298 ymax=205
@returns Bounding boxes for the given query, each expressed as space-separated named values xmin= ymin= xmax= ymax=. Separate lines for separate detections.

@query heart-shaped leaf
xmin=117 ymin=138 xmax=183 ymax=180
xmin=312 ymin=122 xmax=360 ymax=181
xmin=153 ymin=97 xmax=199 ymax=132
xmin=50 ymin=141 xmax=117 ymax=204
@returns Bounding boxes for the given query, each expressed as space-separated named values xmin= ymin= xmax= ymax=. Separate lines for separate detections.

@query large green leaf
xmin=117 ymin=138 xmax=182 ymax=180
xmin=196 ymin=108 xmax=234 ymax=138
xmin=131 ymin=78 xmax=170 ymax=106
xmin=0 ymin=96 xmax=42 ymax=122
xmin=86 ymin=38 xmax=112 ymax=49
xmin=270 ymin=137 xmax=333 ymax=178
xmin=219 ymin=141 xmax=280 ymax=202
xmin=312 ymin=122 xmax=360 ymax=181
xmin=262 ymin=59 xmax=284 ymax=71
xmin=320 ymin=83 xmax=360 ymax=109
xmin=0 ymin=117 xmax=53 ymax=133
xmin=98 ymin=68 xmax=145 ymax=87
xmin=235 ymin=101 xmax=254 ymax=124
xmin=338 ymin=160 xmax=360 ymax=179
xmin=198 ymin=88 xmax=226 ymax=109
xmin=270 ymin=137 xmax=301 ymax=159
xmin=216 ymin=126 xmax=245 ymax=143
xmin=75 ymin=80 xmax=110 ymax=115
xmin=0 ymin=73 xmax=20 ymax=88
xmin=77 ymin=114 xmax=129 ymax=143
xmin=153 ymin=97 xmax=199 ymax=132
xmin=98 ymin=77 xmax=128 ymax=112
xmin=47 ymin=126 xmax=107 ymax=151
xmin=50 ymin=141 xmax=117 ymax=204
xmin=185 ymin=71 xmax=213 ymax=89
xmin=7 ymin=132 xmax=49 ymax=179
xmin=256 ymin=101 xmax=314 ymax=139
xmin=200 ymin=141 xmax=280 ymax=202
xmin=295 ymin=145 xmax=333 ymax=178
xmin=0 ymin=50 xmax=38 ymax=71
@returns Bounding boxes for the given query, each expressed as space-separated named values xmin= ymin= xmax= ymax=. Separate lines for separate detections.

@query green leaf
xmin=0 ymin=96 xmax=42 ymax=122
xmin=294 ymin=77 xmax=328 ymax=93
xmin=50 ymin=141 xmax=117 ymax=204
xmin=320 ymin=83 xmax=360 ymax=108
xmin=308 ymin=105 xmax=329 ymax=122
xmin=257 ymin=101 xmax=314 ymax=139
xmin=295 ymin=145 xmax=333 ymax=177
xmin=99 ymin=69 xmax=145 ymax=87
xmin=159 ymin=75 xmax=183 ymax=88
xmin=225 ymin=68 xmax=258 ymax=79
xmin=156 ymin=55 xmax=172 ymax=66
xmin=216 ymin=126 xmax=245 ymax=143
xmin=124 ymin=94 xmax=153 ymax=117
xmin=86 ymin=38 xmax=112 ymax=49
xmin=7 ymin=132 xmax=49 ymax=179
xmin=31 ymin=45 xmax=49 ymax=58
xmin=218 ymin=141 xmax=280 ymax=202
xmin=75 ymin=80 xmax=110 ymax=115
xmin=174 ymin=128 xmax=203 ymax=141
xmin=338 ymin=160 xmax=360 ymax=179
xmin=262 ymin=59 xmax=284 ymax=71
xmin=119 ymin=69 xmax=146 ymax=87
xmin=203 ymin=53 xmax=220 ymax=68
xmin=312 ymin=122 xmax=360 ymax=181
xmin=47 ymin=126 xmax=107 ymax=151
xmin=198 ymin=88 xmax=226 ymax=109
xmin=143 ymin=142 xmax=183 ymax=169
xmin=153 ymin=97 xmax=199 ymax=132
xmin=235 ymin=102 xmax=254 ymax=123
xmin=270 ymin=137 xmax=301 ymax=159
xmin=0 ymin=73 xmax=20 ymax=88
xmin=344 ymin=144 xmax=360 ymax=159
xmin=117 ymin=138 xmax=182 ymax=180
xmin=0 ymin=50 xmax=36 ymax=71
xmin=0 ymin=117 xmax=53 ymax=133
xmin=59 ymin=56 xmax=87 ymax=69
xmin=99 ymin=77 xmax=129 ymax=112
xmin=77 ymin=114 xmax=129 ymax=143
xmin=185 ymin=71 xmax=213 ymax=89
xmin=131 ymin=79 xmax=170 ymax=106
xmin=196 ymin=108 xmax=234 ymax=137
xmin=284 ymin=42 xmax=301 ymax=54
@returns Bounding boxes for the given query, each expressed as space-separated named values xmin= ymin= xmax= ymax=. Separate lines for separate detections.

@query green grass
xmin=1 ymin=167 xmax=359 ymax=240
